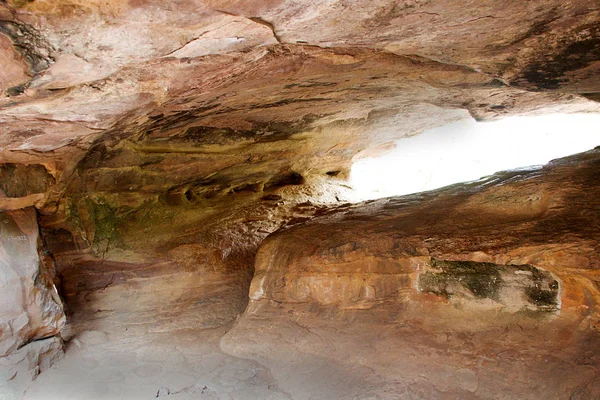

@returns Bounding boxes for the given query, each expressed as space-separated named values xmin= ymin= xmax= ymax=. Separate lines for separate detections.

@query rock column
xmin=0 ymin=207 xmax=65 ymax=400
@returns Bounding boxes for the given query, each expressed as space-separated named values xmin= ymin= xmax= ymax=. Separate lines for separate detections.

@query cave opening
xmin=2 ymin=0 xmax=600 ymax=398
xmin=350 ymin=113 xmax=600 ymax=200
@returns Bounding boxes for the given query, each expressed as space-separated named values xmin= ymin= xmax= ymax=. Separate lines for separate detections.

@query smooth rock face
xmin=247 ymin=149 xmax=600 ymax=317
xmin=0 ymin=33 xmax=28 ymax=91
xmin=1 ymin=0 xmax=599 ymax=95
xmin=419 ymin=259 xmax=561 ymax=312
xmin=0 ymin=0 xmax=599 ymax=172
xmin=0 ymin=208 xmax=65 ymax=399
xmin=0 ymin=0 xmax=599 ymax=398
xmin=223 ymin=149 xmax=600 ymax=399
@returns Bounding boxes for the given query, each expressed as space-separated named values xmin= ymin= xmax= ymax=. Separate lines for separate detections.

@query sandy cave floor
xmin=22 ymin=323 xmax=291 ymax=400
xmin=19 ymin=303 xmax=600 ymax=400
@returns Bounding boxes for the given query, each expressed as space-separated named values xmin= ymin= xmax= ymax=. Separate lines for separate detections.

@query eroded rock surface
xmin=245 ymin=150 xmax=600 ymax=316
xmin=223 ymin=149 xmax=600 ymax=399
xmin=1 ymin=0 xmax=599 ymax=179
xmin=419 ymin=259 xmax=561 ymax=312
xmin=0 ymin=208 xmax=65 ymax=399
xmin=0 ymin=336 xmax=63 ymax=400
xmin=0 ymin=0 xmax=599 ymax=398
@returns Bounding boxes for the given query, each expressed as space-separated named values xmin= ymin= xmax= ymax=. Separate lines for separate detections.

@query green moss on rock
xmin=427 ymin=259 xmax=504 ymax=300
xmin=85 ymin=197 xmax=124 ymax=256
xmin=419 ymin=258 xmax=560 ymax=312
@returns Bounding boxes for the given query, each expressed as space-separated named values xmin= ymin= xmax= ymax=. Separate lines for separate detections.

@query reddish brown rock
xmin=0 ymin=0 xmax=598 ymax=180
xmin=0 ymin=33 xmax=28 ymax=91
xmin=0 ymin=0 xmax=598 ymax=398
xmin=223 ymin=149 xmax=600 ymax=399
xmin=246 ymin=149 xmax=600 ymax=318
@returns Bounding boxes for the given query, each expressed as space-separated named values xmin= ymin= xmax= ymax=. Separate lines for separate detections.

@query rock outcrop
xmin=0 ymin=208 xmax=65 ymax=400
xmin=246 ymin=149 xmax=600 ymax=316
xmin=0 ymin=0 xmax=599 ymax=398
xmin=223 ymin=149 xmax=600 ymax=399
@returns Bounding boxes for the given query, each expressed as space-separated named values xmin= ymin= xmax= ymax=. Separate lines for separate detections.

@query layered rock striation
xmin=223 ymin=149 xmax=600 ymax=399
xmin=0 ymin=207 xmax=65 ymax=400
xmin=0 ymin=0 xmax=599 ymax=398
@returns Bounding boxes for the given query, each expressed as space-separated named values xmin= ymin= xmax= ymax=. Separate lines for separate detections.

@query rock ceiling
xmin=1 ymin=1 xmax=600 ymax=399
xmin=1 ymin=0 xmax=599 ymax=257
xmin=1 ymin=0 xmax=599 ymax=168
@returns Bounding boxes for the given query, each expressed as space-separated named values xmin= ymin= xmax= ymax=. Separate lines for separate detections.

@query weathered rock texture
xmin=223 ymin=149 xmax=600 ymax=399
xmin=0 ymin=208 xmax=65 ymax=400
xmin=1 ymin=0 xmax=599 ymax=174
xmin=0 ymin=0 xmax=599 ymax=398
xmin=246 ymin=149 xmax=600 ymax=316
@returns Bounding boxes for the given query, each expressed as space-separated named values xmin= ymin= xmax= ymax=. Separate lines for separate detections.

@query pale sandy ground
xmin=21 ymin=324 xmax=291 ymax=400
xmin=18 ymin=305 xmax=600 ymax=400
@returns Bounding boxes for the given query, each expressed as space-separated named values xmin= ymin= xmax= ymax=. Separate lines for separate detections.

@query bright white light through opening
xmin=350 ymin=113 xmax=600 ymax=201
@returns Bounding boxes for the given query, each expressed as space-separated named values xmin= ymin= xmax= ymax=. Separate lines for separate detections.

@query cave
xmin=1 ymin=1 xmax=599 ymax=399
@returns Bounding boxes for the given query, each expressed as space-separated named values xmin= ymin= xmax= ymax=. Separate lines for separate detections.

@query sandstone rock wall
xmin=0 ymin=2 xmax=597 ymax=338
xmin=222 ymin=149 xmax=600 ymax=399
xmin=0 ymin=1 xmax=598 ymax=397
xmin=0 ymin=207 xmax=65 ymax=399
xmin=247 ymin=149 xmax=600 ymax=318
